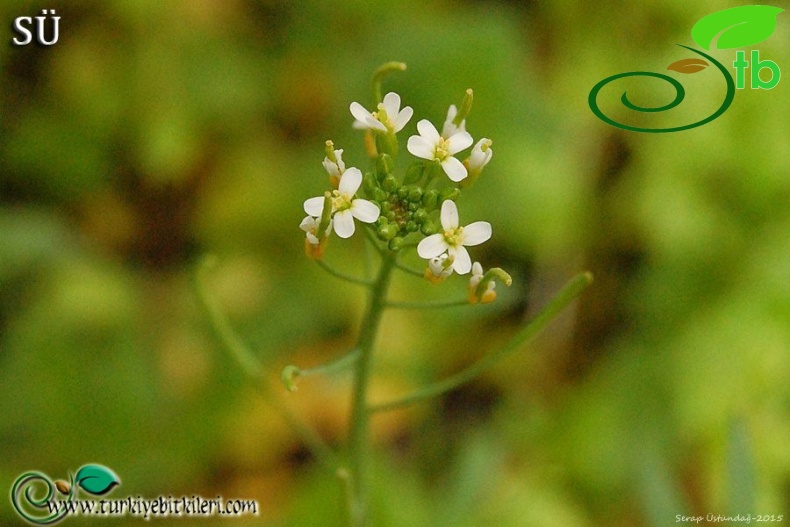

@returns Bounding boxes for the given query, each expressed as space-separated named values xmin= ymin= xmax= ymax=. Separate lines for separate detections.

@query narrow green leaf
xmin=74 ymin=465 xmax=120 ymax=496
xmin=691 ymin=5 xmax=783 ymax=50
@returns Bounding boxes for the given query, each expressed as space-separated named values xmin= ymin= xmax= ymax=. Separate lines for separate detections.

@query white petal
xmin=350 ymin=102 xmax=386 ymax=131
xmin=461 ymin=221 xmax=492 ymax=246
xmin=300 ymin=215 xmax=317 ymax=233
xmin=306 ymin=232 xmax=320 ymax=245
xmin=440 ymin=200 xmax=459 ymax=230
xmin=416 ymin=119 xmax=441 ymax=143
xmin=449 ymin=246 xmax=472 ymax=274
xmin=304 ymin=196 xmax=326 ymax=216
xmin=381 ymin=92 xmax=401 ymax=117
xmin=338 ymin=167 xmax=362 ymax=196
xmin=322 ymin=157 xmax=338 ymax=176
xmin=446 ymin=130 xmax=473 ymax=154
xmin=442 ymin=105 xmax=458 ymax=137
xmin=471 ymin=261 xmax=484 ymax=277
xmin=333 ymin=210 xmax=355 ymax=238
xmin=407 ymin=136 xmax=435 ymax=160
xmin=417 ymin=234 xmax=449 ymax=259
xmin=350 ymin=101 xmax=373 ymax=123
xmin=441 ymin=156 xmax=468 ymax=182
xmin=392 ymin=106 xmax=413 ymax=132
xmin=350 ymin=199 xmax=380 ymax=223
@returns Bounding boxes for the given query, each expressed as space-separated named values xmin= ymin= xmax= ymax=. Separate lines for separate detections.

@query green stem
xmin=347 ymin=254 xmax=396 ymax=526
xmin=385 ymin=299 xmax=469 ymax=310
xmin=316 ymin=259 xmax=374 ymax=287
xmin=369 ymin=272 xmax=593 ymax=413
xmin=194 ymin=257 xmax=340 ymax=470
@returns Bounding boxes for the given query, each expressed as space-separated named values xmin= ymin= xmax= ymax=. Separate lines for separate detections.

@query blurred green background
xmin=1 ymin=1 xmax=788 ymax=525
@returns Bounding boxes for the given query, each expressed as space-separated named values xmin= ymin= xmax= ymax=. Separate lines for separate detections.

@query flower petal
xmin=416 ymin=119 xmax=441 ymax=143
xmin=442 ymin=105 xmax=458 ymax=137
xmin=381 ymin=92 xmax=401 ymax=118
xmin=350 ymin=199 xmax=380 ymax=223
xmin=446 ymin=130 xmax=473 ymax=154
xmin=449 ymin=246 xmax=472 ymax=274
xmin=461 ymin=221 xmax=492 ymax=246
xmin=392 ymin=106 xmax=413 ymax=132
xmin=350 ymin=102 xmax=386 ymax=132
xmin=338 ymin=167 xmax=363 ymax=196
xmin=304 ymin=196 xmax=326 ymax=216
xmin=417 ymin=234 xmax=449 ymax=259
xmin=407 ymin=136 xmax=435 ymax=160
xmin=333 ymin=210 xmax=355 ymax=239
xmin=300 ymin=215 xmax=317 ymax=233
xmin=440 ymin=200 xmax=459 ymax=231
xmin=441 ymin=156 xmax=468 ymax=182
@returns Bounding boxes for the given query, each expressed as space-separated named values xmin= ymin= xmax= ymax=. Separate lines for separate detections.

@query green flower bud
xmin=376 ymin=153 xmax=394 ymax=177
xmin=408 ymin=186 xmax=423 ymax=202
xmin=421 ymin=221 xmax=438 ymax=236
xmin=412 ymin=209 xmax=428 ymax=224
xmin=397 ymin=186 xmax=409 ymax=199
xmin=388 ymin=236 xmax=405 ymax=251
xmin=403 ymin=163 xmax=425 ymax=185
xmin=382 ymin=175 xmax=398 ymax=193
xmin=376 ymin=216 xmax=388 ymax=228
xmin=363 ymin=171 xmax=378 ymax=194
xmin=408 ymin=202 xmax=419 ymax=212
xmin=381 ymin=201 xmax=392 ymax=214
xmin=405 ymin=221 xmax=418 ymax=233
xmin=439 ymin=187 xmax=461 ymax=202
xmin=386 ymin=211 xmax=396 ymax=222
xmin=422 ymin=189 xmax=439 ymax=210
xmin=377 ymin=223 xmax=398 ymax=241
xmin=373 ymin=188 xmax=388 ymax=202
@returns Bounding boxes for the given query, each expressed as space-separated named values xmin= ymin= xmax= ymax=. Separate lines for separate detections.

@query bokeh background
xmin=1 ymin=1 xmax=789 ymax=525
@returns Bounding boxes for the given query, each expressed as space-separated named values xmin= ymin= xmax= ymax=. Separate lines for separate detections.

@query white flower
xmin=350 ymin=92 xmax=413 ymax=133
xmin=322 ymin=148 xmax=345 ymax=179
xmin=407 ymin=119 xmax=474 ymax=182
xmin=468 ymin=262 xmax=496 ymax=304
xmin=300 ymin=215 xmax=332 ymax=246
xmin=465 ymin=138 xmax=492 ymax=175
xmin=303 ymin=168 xmax=380 ymax=239
xmin=424 ymin=253 xmax=454 ymax=284
xmin=441 ymin=104 xmax=466 ymax=138
xmin=417 ymin=200 xmax=491 ymax=274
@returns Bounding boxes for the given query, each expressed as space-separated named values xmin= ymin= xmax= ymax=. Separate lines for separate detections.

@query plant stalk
xmin=347 ymin=254 xmax=395 ymax=526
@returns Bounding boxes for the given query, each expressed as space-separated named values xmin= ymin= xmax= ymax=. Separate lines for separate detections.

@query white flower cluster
xmin=300 ymin=88 xmax=503 ymax=298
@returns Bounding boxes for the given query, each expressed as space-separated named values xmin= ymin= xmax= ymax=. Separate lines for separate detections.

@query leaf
xmin=74 ymin=465 xmax=120 ymax=495
xmin=691 ymin=5 xmax=783 ymax=50
xmin=667 ymin=58 xmax=709 ymax=74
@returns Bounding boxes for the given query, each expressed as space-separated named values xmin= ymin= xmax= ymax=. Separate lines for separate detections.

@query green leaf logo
xmin=74 ymin=464 xmax=120 ymax=495
xmin=691 ymin=5 xmax=783 ymax=50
